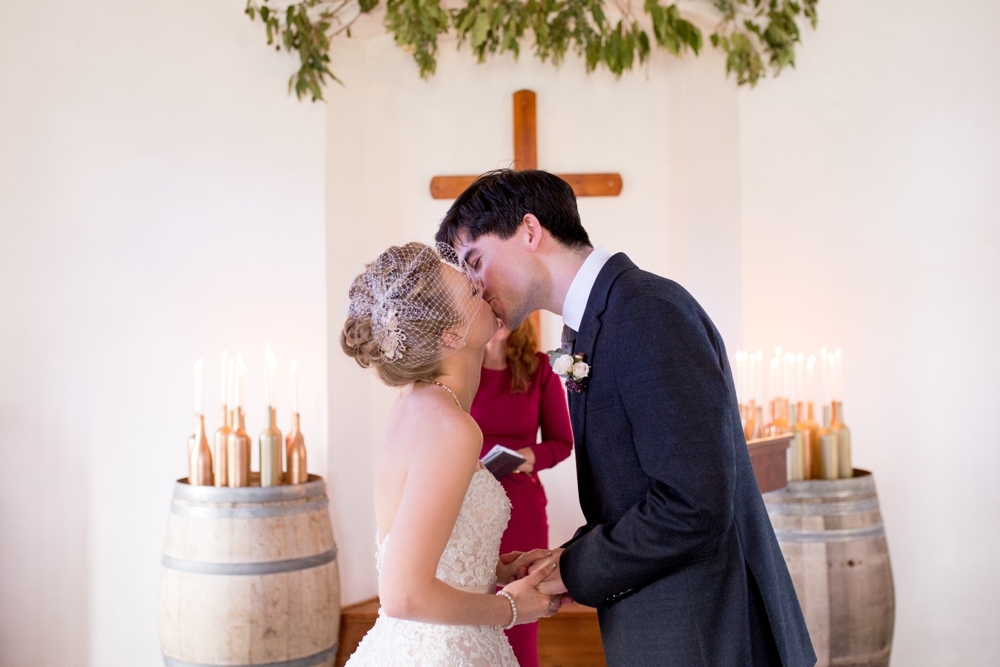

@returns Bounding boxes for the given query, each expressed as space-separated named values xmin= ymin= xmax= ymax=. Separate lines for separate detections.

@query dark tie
xmin=561 ymin=325 xmax=577 ymax=355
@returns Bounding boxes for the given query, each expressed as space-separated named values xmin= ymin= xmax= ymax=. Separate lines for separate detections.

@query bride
xmin=339 ymin=242 xmax=563 ymax=666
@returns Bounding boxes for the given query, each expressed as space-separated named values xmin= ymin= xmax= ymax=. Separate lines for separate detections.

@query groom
xmin=437 ymin=170 xmax=816 ymax=667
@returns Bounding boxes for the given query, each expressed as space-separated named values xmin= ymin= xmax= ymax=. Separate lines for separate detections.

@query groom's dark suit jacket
xmin=559 ymin=254 xmax=815 ymax=667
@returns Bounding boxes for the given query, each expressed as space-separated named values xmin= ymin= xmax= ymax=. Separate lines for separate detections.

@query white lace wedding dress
xmin=345 ymin=468 xmax=520 ymax=667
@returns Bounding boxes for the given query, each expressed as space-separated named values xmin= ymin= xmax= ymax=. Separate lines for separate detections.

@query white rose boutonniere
xmin=547 ymin=350 xmax=590 ymax=393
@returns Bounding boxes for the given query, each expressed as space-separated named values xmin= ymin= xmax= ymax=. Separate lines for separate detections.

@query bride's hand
xmin=500 ymin=558 xmax=565 ymax=625
xmin=496 ymin=549 xmax=551 ymax=585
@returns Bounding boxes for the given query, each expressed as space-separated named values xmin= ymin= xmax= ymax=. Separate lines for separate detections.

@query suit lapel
xmin=567 ymin=253 xmax=637 ymax=446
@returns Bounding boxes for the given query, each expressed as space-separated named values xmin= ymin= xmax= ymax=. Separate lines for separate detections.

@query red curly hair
xmin=505 ymin=314 xmax=540 ymax=393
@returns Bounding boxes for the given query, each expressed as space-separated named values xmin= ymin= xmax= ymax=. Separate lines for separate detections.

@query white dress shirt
xmin=561 ymin=246 xmax=613 ymax=332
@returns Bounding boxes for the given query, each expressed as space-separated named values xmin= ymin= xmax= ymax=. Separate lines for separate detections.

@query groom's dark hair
xmin=435 ymin=169 xmax=592 ymax=249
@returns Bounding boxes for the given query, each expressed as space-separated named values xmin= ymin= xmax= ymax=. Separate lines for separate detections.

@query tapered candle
xmin=291 ymin=359 xmax=299 ymax=413
xmin=796 ymin=353 xmax=805 ymax=404
xmin=264 ymin=345 xmax=274 ymax=408
xmin=828 ymin=356 xmax=837 ymax=402
xmin=226 ymin=358 xmax=235 ymax=409
xmin=807 ymin=355 xmax=816 ymax=403
xmin=749 ymin=352 xmax=757 ymax=402
xmin=234 ymin=354 xmax=244 ymax=409
xmin=220 ymin=351 xmax=228 ymax=405
xmin=756 ymin=350 xmax=763 ymax=402
xmin=193 ymin=359 xmax=204 ymax=415
xmin=835 ymin=347 xmax=843 ymax=401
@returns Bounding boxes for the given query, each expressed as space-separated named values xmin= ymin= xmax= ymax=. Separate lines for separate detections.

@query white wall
xmin=739 ymin=1 xmax=1000 ymax=665
xmin=0 ymin=2 xmax=327 ymax=666
xmin=323 ymin=27 xmax=745 ymax=604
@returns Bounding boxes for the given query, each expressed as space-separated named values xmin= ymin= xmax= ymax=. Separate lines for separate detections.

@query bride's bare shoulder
xmin=384 ymin=388 xmax=482 ymax=460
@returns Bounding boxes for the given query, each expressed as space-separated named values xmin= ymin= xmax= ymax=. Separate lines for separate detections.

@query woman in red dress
xmin=470 ymin=317 xmax=574 ymax=667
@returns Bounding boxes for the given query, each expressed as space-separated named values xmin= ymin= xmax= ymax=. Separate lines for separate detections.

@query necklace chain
xmin=419 ymin=379 xmax=463 ymax=410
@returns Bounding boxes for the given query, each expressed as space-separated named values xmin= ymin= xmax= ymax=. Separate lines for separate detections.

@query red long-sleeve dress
xmin=471 ymin=351 xmax=574 ymax=667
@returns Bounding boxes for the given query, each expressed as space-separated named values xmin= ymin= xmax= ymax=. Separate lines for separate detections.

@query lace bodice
xmin=376 ymin=468 xmax=511 ymax=589
xmin=346 ymin=468 xmax=518 ymax=667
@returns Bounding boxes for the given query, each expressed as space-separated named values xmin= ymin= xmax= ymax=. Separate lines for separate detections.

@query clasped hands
xmin=495 ymin=548 xmax=573 ymax=622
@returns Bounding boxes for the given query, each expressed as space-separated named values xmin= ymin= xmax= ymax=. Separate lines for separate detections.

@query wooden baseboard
xmin=336 ymin=598 xmax=605 ymax=667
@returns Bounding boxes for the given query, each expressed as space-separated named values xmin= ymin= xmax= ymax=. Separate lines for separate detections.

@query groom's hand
xmin=497 ymin=549 xmax=552 ymax=585
xmin=529 ymin=547 xmax=569 ymax=596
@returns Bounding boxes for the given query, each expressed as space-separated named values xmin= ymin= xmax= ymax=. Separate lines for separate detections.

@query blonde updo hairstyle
xmin=340 ymin=242 xmax=476 ymax=387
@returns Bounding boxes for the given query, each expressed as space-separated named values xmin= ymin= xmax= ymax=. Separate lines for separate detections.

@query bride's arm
xmin=378 ymin=409 xmax=557 ymax=626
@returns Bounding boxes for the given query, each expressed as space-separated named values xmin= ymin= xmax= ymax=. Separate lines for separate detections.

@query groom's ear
xmin=522 ymin=214 xmax=543 ymax=253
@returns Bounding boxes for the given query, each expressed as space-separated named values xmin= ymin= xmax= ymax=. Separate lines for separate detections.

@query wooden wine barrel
xmin=159 ymin=475 xmax=340 ymax=667
xmin=763 ymin=469 xmax=894 ymax=667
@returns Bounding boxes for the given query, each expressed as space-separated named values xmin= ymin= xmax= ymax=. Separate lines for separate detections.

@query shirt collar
xmin=562 ymin=246 xmax=612 ymax=331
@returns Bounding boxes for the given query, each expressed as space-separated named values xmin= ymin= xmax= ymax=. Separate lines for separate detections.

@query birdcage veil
xmin=345 ymin=242 xmax=483 ymax=376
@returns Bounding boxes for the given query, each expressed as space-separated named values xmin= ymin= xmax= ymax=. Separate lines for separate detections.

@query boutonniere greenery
xmin=547 ymin=350 xmax=590 ymax=393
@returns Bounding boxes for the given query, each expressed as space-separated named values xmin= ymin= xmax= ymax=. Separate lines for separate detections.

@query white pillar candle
xmin=291 ymin=359 xmax=299 ymax=413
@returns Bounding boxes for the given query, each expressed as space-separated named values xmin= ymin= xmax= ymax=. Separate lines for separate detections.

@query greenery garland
xmin=246 ymin=0 xmax=818 ymax=101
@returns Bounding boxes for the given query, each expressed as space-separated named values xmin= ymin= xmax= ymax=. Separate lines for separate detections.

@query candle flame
xmin=835 ymin=347 xmax=842 ymax=359
xmin=756 ymin=350 xmax=763 ymax=361
xmin=820 ymin=346 xmax=827 ymax=360
xmin=807 ymin=355 xmax=816 ymax=369
xmin=775 ymin=346 xmax=782 ymax=357
xmin=796 ymin=353 xmax=804 ymax=362
xmin=265 ymin=344 xmax=276 ymax=367
xmin=770 ymin=358 xmax=778 ymax=369
xmin=291 ymin=359 xmax=298 ymax=374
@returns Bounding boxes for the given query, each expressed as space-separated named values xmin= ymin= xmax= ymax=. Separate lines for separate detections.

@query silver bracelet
xmin=496 ymin=590 xmax=517 ymax=630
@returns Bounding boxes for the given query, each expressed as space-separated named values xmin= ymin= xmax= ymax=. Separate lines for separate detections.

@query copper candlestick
xmin=188 ymin=414 xmax=214 ymax=486
xmin=806 ymin=402 xmax=822 ymax=479
xmin=794 ymin=401 xmax=813 ymax=481
xmin=213 ymin=404 xmax=231 ymax=487
xmin=742 ymin=400 xmax=757 ymax=441
xmin=285 ymin=412 xmax=308 ymax=485
xmin=227 ymin=408 xmax=251 ymax=487
xmin=787 ymin=403 xmax=805 ymax=482
xmin=259 ymin=406 xmax=283 ymax=487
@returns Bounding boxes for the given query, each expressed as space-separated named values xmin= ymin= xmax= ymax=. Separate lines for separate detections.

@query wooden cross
xmin=429 ymin=90 xmax=623 ymax=199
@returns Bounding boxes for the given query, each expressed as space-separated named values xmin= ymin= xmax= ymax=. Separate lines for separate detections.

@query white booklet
xmin=480 ymin=444 xmax=527 ymax=480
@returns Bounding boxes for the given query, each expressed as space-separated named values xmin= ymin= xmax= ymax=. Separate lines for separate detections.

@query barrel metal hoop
xmin=173 ymin=477 xmax=326 ymax=504
xmin=774 ymin=524 xmax=886 ymax=543
xmin=162 ymin=643 xmax=337 ymax=667
xmin=766 ymin=497 xmax=880 ymax=517
xmin=161 ymin=548 xmax=337 ymax=575
xmin=170 ymin=497 xmax=329 ymax=519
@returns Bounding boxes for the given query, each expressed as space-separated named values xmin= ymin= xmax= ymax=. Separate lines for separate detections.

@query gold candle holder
xmin=188 ymin=414 xmax=214 ymax=486
xmin=285 ymin=412 xmax=308 ymax=485
xmin=831 ymin=400 xmax=853 ymax=478
xmin=213 ymin=404 xmax=231 ymax=487
xmin=795 ymin=401 xmax=813 ymax=481
xmin=259 ymin=406 xmax=283 ymax=487
xmin=806 ymin=402 xmax=822 ymax=480
xmin=743 ymin=400 xmax=757 ymax=441
xmin=227 ymin=408 xmax=251 ymax=487
xmin=818 ymin=404 xmax=839 ymax=479
xmin=787 ymin=403 xmax=805 ymax=482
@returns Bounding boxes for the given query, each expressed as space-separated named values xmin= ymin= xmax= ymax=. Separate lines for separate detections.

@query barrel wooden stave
xmin=159 ymin=475 xmax=340 ymax=667
xmin=764 ymin=470 xmax=894 ymax=667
